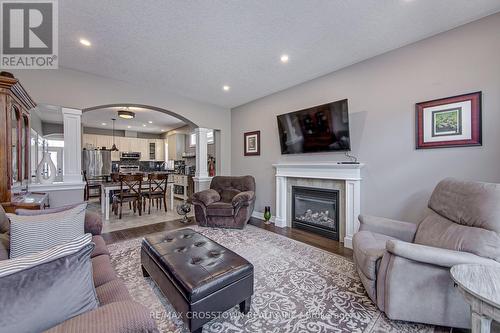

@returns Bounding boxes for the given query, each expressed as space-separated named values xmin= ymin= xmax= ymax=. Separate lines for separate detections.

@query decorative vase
xmin=36 ymin=145 xmax=56 ymax=184
xmin=264 ymin=206 xmax=272 ymax=224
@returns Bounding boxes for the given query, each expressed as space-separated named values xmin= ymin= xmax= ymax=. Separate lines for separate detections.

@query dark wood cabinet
xmin=0 ymin=72 xmax=36 ymax=203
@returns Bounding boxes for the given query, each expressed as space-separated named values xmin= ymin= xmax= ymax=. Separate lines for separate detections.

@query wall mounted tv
xmin=277 ymin=99 xmax=350 ymax=154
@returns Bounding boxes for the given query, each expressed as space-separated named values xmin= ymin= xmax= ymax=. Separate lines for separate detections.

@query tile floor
xmin=87 ymin=197 xmax=194 ymax=233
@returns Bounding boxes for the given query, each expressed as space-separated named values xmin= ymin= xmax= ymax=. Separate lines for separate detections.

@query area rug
xmin=108 ymin=225 xmax=435 ymax=333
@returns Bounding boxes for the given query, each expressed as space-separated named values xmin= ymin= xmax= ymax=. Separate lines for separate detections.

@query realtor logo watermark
xmin=1 ymin=0 xmax=58 ymax=69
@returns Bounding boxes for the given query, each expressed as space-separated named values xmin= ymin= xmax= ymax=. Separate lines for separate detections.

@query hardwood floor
xmin=102 ymin=216 xmax=353 ymax=260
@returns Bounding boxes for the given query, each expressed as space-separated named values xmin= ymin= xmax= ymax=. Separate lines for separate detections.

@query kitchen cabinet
xmin=82 ymin=134 xmax=166 ymax=161
xmin=167 ymin=133 xmax=185 ymax=160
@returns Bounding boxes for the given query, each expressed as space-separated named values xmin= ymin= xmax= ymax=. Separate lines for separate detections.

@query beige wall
xmin=12 ymin=68 xmax=232 ymax=176
xmin=231 ymin=13 xmax=500 ymax=223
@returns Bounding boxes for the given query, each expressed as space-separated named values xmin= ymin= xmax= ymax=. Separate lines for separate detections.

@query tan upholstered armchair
xmin=353 ymin=178 xmax=500 ymax=328
xmin=192 ymin=176 xmax=256 ymax=229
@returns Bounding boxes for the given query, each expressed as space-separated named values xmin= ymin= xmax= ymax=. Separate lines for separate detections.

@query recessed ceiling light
xmin=101 ymin=122 xmax=107 ymax=126
xmin=148 ymin=120 xmax=153 ymax=124
xmin=79 ymin=38 xmax=91 ymax=47
xmin=223 ymin=85 xmax=230 ymax=91
xmin=280 ymin=54 xmax=289 ymax=63
xmin=161 ymin=129 xmax=165 ymax=132
xmin=127 ymin=125 xmax=131 ymax=129
xmin=142 ymin=124 xmax=147 ymax=127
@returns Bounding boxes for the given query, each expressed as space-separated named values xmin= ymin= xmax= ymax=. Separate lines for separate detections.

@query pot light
xmin=79 ymin=38 xmax=91 ymax=47
xmin=127 ymin=125 xmax=131 ymax=129
xmin=148 ymin=120 xmax=153 ymax=124
xmin=101 ymin=122 xmax=107 ymax=126
xmin=142 ymin=124 xmax=147 ymax=127
xmin=223 ymin=85 xmax=230 ymax=91
xmin=161 ymin=129 xmax=165 ymax=132
xmin=280 ymin=54 xmax=289 ymax=63
xmin=118 ymin=110 xmax=135 ymax=119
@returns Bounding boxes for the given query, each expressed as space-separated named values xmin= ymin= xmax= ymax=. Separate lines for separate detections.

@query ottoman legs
xmin=239 ymin=297 xmax=251 ymax=314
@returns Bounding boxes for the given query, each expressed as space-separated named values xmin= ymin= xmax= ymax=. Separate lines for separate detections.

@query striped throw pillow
xmin=7 ymin=203 xmax=87 ymax=258
xmin=0 ymin=233 xmax=92 ymax=277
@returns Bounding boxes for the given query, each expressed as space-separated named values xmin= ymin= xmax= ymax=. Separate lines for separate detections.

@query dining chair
xmin=142 ymin=173 xmax=168 ymax=214
xmin=113 ymin=173 xmax=143 ymax=219
xmin=83 ymin=170 xmax=102 ymax=201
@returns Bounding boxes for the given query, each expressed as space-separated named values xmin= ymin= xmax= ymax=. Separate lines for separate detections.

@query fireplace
xmin=291 ymin=186 xmax=339 ymax=240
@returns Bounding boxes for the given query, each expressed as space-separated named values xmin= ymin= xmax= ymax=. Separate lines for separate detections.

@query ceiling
xmin=59 ymin=1 xmax=500 ymax=108
xmin=35 ymin=104 xmax=187 ymax=133
xmin=82 ymin=107 xmax=186 ymax=133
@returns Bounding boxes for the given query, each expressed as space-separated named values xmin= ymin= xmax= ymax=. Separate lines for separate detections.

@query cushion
xmin=207 ymin=202 xmax=234 ymax=216
xmin=15 ymin=203 xmax=102 ymax=235
xmin=0 ymin=234 xmax=98 ymax=333
xmin=414 ymin=212 xmax=500 ymax=262
xmin=8 ymin=203 xmax=86 ymax=258
xmin=429 ymin=178 xmax=500 ymax=232
xmin=210 ymin=176 xmax=256 ymax=202
xmin=0 ymin=204 xmax=9 ymax=234
xmin=353 ymin=230 xmax=396 ymax=280
xmin=0 ymin=233 xmax=9 ymax=261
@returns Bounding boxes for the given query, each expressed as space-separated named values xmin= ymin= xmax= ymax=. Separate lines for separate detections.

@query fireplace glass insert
xmin=292 ymin=186 xmax=339 ymax=240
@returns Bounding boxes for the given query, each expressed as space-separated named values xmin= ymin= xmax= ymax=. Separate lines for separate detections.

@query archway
xmin=82 ymin=103 xmax=198 ymax=128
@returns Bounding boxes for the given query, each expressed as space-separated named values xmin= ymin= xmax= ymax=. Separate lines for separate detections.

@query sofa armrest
xmin=386 ymin=240 xmax=499 ymax=268
xmin=192 ymin=189 xmax=221 ymax=206
xmin=44 ymin=301 xmax=157 ymax=333
xmin=358 ymin=214 xmax=417 ymax=242
xmin=232 ymin=191 xmax=255 ymax=208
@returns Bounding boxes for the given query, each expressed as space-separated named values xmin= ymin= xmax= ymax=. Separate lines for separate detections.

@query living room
xmin=1 ymin=1 xmax=500 ymax=333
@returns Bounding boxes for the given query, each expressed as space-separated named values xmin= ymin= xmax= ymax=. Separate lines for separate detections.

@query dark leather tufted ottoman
xmin=140 ymin=228 xmax=254 ymax=333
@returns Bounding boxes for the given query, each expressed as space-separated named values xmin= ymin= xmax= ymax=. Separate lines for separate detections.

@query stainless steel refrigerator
xmin=82 ymin=149 xmax=112 ymax=178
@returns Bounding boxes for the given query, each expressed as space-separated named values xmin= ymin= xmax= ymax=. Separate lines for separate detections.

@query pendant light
xmin=111 ymin=118 xmax=119 ymax=151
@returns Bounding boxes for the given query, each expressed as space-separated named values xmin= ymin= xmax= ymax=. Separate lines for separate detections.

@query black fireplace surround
xmin=291 ymin=186 xmax=339 ymax=240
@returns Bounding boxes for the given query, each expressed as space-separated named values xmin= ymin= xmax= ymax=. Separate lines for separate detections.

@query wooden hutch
xmin=0 ymin=72 xmax=48 ymax=212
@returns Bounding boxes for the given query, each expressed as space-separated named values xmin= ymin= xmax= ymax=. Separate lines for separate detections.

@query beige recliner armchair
xmin=353 ymin=178 xmax=500 ymax=328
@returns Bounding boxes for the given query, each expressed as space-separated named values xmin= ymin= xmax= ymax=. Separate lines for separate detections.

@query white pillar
xmin=274 ymin=175 xmax=287 ymax=227
xmin=62 ymin=108 xmax=83 ymax=183
xmin=193 ymin=127 xmax=211 ymax=192
xmin=344 ymin=179 xmax=361 ymax=249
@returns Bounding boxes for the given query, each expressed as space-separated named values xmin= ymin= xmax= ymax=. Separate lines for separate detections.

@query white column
xmin=274 ymin=175 xmax=287 ymax=228
xmin=62 ymin=108 xmax=83 ymax=183
xmin=193 ymin=127 xmax=211 ymax=192
xmin=344 ymin=179 xmax=361 ymax=249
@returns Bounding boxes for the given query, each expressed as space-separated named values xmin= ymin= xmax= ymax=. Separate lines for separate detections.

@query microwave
xmin=119 ymin=152 xmax=141 ymax=160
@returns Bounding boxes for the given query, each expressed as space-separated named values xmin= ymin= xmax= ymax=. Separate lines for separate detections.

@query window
xmin=190 ymin=130 xmax=214 ymax=147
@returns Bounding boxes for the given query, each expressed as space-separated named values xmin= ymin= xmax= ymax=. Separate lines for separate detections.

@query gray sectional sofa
xmin=0 ymin=204 xmax=157 ymax=333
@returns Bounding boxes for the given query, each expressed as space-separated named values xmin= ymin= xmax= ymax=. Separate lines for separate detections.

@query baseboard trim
xmin=251 ymin=211 xmax=275 ymax=223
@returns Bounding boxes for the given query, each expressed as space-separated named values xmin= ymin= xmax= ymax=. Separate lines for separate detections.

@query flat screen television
xmin=277 ymin=99 xmax=350 ymax=154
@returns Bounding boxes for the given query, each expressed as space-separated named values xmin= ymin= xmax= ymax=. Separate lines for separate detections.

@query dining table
xmin=100 ymin=178 xmax=175 ymax=220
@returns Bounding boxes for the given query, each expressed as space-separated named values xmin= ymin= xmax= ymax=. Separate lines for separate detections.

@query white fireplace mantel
xmin=273 ymin=162 xmax=364 ymax=249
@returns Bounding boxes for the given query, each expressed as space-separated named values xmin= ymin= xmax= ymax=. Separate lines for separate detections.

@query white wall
xmin=231 ymin=13 xmax=500 ymax=223
xmin=12 ymin=68 xmax=232 ymax=176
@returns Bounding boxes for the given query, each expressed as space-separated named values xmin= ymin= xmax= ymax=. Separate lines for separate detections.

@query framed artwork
xmin=244 ymin=130 xmax=260 ymax=156
xmin=415 ymin=92 xmax=482 ymax=149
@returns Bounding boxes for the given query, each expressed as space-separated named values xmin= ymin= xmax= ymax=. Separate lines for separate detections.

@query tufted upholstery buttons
xmin=175 ymin=246 xmax=186 ymax=253
xmin=194 ymin=241 xmax=206 ymax=247
xmin=191 ymin=257 xmax=203 ymax=264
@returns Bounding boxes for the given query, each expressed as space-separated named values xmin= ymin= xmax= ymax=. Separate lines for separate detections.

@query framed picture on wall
xmin=415 ymin=92 xmax=482 ymax=149
xmin=244 ymin=130 xmax=260 ymax=156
